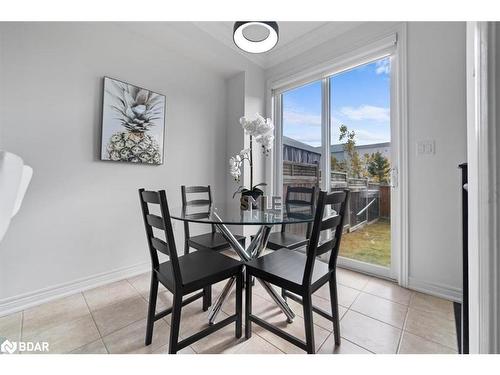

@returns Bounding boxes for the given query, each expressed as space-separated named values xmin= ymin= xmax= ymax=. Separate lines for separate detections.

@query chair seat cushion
xmin=157 ymin=250 xmax=242 ymax=292
xmin=245 ymin=248 xmax=331 ymax=292
xmin=188 ymin=232 xmax=245 ymax=251
xmin=265 ymin=232 xmax=308 ymax=250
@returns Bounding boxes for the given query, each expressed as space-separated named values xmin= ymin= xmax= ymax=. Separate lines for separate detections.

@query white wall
xmin=406 ymin=22 xmax=466 ymax=299
xmin=225 ymin=72 xmax=246 ymax=234
xmin=0 ymin=22 xmax=264 ymax=310
xmin=265 ymin=22 xmax=467 ymax=300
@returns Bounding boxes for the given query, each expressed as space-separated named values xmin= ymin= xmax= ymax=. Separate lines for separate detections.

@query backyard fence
xmin=282 ymin=160 xmax=390 ymax=236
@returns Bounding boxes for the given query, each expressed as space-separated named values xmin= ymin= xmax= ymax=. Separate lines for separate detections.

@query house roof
xmin=283 ymin=136 xmax=390 ymax=154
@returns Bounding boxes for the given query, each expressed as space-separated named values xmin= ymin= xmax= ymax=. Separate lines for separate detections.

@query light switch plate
xmin=417 ymin=140 xmax=435 ymax=155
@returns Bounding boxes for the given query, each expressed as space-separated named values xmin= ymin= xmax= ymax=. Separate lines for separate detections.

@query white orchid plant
xmin=229 ymin=114 xmax=274 ymax=198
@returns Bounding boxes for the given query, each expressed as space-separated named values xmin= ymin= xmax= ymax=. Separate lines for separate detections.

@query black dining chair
xmin=264 ymin=186 xmax=316 ymax=251
xmin=139 ymin=189 xmax=243 ymax=354
xmin=181 ymin=185 xmax=245 ymax=255
xmin=244 ymin=189 xmax=349 ymax=354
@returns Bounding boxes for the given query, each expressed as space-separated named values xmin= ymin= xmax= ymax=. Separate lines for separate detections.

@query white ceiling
xmin=193 ymin=21 xmax=362 ymax=68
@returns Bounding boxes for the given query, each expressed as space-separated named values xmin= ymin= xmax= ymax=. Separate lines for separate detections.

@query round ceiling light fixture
xmin=233 ymin=21 xmax=279 ymax=54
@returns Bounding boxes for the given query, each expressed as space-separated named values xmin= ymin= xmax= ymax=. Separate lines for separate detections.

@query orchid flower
xmin=230 ymin=114 xmax=274 ymax=185
xmin=239 ymin=114 xmax=275 ymax=153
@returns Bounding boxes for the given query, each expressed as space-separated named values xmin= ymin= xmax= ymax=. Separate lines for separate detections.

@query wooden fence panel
xmin=380 ymin=185 xmax=390 ymax=218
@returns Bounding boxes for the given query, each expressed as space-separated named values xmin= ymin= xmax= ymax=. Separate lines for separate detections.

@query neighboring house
xmin=330 ymin=142 xmax=391 ymax=163
xmin=283 ymin=136 xmax=391 ymax=164
xmin=282 ymin=136 xmax=321 ymax=164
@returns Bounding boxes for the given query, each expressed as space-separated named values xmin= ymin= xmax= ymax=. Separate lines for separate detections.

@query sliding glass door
xmin=275 ymin=53 xmax=397 ymax=278
xmin=330 ymin=57 xmax=393 ymax=276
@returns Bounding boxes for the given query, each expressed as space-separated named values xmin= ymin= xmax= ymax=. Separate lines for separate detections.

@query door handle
xmin=390 ymin=167 xmax=398 ymax=189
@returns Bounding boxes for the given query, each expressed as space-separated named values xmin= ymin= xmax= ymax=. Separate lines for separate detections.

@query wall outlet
xmin=416 ymin=140 xmax=435 ymax=155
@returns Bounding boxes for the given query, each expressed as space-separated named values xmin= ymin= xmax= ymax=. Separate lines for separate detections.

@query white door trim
xmin=393 ymin=23 xmax=409 ymax=286
xmin=466 ymin=21 xmax=499 ymax=354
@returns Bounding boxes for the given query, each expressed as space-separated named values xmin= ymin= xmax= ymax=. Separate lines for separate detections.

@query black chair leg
xmin=184 ymin=242 xmax=189 ymax=255
xmin=145 ymin=272 xmax=159 ymax=346
xmin=235 ymin=271 xmax=243 ymax=338
xmin=329 ymin=276 xmax=341 ymax=346
xmin=168 ymin=292 xmax=183 ymax=354
xmin=302 ymin=293 xmax=315 ymax=354
xmin=203 ymin=286 xmax=212 ymax=311
xmin=245 ymin=271 xmax=253 ymax=339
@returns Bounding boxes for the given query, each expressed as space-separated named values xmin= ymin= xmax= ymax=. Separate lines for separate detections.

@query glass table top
xmin=170 ymin=202 xmax=315 ymax=225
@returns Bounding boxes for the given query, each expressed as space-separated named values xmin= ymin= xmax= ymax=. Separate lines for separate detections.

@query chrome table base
xmin=208 ymin=217 xmax=295 ymax=324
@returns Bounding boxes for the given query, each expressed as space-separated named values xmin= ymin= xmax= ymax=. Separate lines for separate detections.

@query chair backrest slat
xmin=139 ymin=189 xmax=182 ymax=286
xmin=181 ymin=185 xmax=214 ymax=235
xmin=184 ymin=186 xmax=210 ymax=194
xmin=325 ymin=191 xmax=348 ymax=205
xmin=316 ymin=239 xmax=336 ymax=256
xmin=287 ymin=186 xmax=316 ymax=194
xmin=184 ymin=199 xmax=211 ymax=206
xmin=302 ymin=189 xmax=350 ymax=287
xmin=141 ymin=191 xmax=160 ymax=204
xmin=146 ymin=214 xmax=165 ymax=230
xmin=320 ymin=215 xmax=341 ymax=231
xmin=151 ymin=236 xmax=170 ymax=256
xmin=286 ymin=199 xmax=313 ymax=206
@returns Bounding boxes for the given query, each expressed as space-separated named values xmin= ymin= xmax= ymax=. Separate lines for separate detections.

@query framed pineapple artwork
xmin=100 ymin=77 xmax=166 ymax=165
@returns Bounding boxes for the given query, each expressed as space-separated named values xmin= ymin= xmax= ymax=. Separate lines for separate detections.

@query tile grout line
xmin=405 ymin=305 xmax=456 ymax=322
xmin=128 ymin=276 xmax=211 ymax=353
xmin=81 ymin=292 xmax=109 ymax=354
xmin=342 ymin=291 xmax=392 ymax=354
xmin=19 ymin=310 xmax=24 ymax=353
xmin=248 ymin=304 xmax=332 ymax=353
xmin=400 ymin=293 xmax=458 ymax=352
xmin=395 ymin=299 xmax=411 ymax=353
xmin=341 ymin=337 xmax=376 ymax=354
xmin=344 ymin=290 xmax=406 ymax=354
xmin=345 ymin=307 xmax=405 ymax=331
xmin=399 ymin=318 xmax=459 ymax=351
xmin=20 ymin=310 xmax=24 ymax=341
xmin=83 ymin=277 xmax=169 ymax=343
xmin=315 ymin=280 xmax=413 ymax=308
xmin=126 ymin=277 xmax=176 ymax=328
xmin=255 ymin=331 xmax=286 ymax=354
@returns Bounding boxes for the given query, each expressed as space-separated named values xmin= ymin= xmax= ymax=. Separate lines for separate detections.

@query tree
xmin=338 ymin=124 xmax=363 ymax=178
xmin=331 ymin=155 xmax=343 ymax=172
xmin=367 ymin=151 xmax=391 ymax=183
xmin=362 ymin=153 xmax=373 ymax=178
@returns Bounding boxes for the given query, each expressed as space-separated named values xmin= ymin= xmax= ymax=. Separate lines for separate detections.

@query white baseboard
xmin=408 ymin=277 xmax=463 ymax=303
xmin=0 ymin=261 xmax=150 ymax=317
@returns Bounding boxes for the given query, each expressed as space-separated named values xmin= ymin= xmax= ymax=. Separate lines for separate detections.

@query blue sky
xmin=282 ymin=57 xmax=391 ymax=147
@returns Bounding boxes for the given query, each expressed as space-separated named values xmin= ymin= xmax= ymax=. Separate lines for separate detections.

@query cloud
xmin=375 ymin=59 xmax=390 ymax=75
xmin=283 ymin=109 xmax=321 ymax=127
xmin=339 ymin=105 xmax=390 ymax=122
xmin=284 ymin=127 xmax=322 ymax=146
xmin=350 ymin=129 xmax=390 ymax=145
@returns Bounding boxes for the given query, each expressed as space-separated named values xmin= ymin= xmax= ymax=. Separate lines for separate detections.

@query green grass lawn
xmin=339 ymin=219 xmax=391 ymax=267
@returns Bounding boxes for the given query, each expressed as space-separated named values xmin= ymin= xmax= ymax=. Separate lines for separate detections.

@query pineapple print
xmin=105 ymin=78 xmax=164 ymax=164
xmin=107 ymin=131 xmax=161 ymax=164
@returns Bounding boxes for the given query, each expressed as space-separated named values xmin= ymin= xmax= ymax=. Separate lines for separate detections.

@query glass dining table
xmin=170 ymin=202 xmax=315 ymax=325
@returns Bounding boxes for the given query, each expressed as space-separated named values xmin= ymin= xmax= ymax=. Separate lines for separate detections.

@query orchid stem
xmin=250 ymin=135 xmax=253 ymax=190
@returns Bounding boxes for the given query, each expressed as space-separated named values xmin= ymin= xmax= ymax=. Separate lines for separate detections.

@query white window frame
xmin=269 ymin=27 xmax=408 ymax=283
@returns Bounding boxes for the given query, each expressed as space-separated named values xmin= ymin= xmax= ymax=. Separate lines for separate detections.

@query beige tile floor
xmin=0 ymin=264 xmax=459 ymax=354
